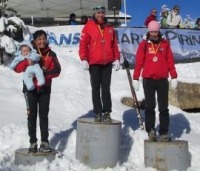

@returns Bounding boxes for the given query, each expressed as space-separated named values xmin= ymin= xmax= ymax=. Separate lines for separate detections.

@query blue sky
xmin=121 ymin=0 xmax=199 ymax=26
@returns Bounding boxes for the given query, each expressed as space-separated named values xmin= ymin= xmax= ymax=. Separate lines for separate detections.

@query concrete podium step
xmin=76 ymin=118 xmax=121 ymax=169
xmin=144 ymin=140 xmax=190 ymax=171
xmin=15 ymin=148 xmax=57 ymax=166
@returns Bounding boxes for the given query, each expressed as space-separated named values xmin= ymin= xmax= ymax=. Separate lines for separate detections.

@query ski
xmin=122 ymin=49 xmax=144 ymax=130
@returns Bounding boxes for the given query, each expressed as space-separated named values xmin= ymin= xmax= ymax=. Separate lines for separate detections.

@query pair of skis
xmin=121 ymin=49 xmax=144 ymax=130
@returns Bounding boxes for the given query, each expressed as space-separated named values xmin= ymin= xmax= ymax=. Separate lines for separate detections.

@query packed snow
xmin=0 ymin=45 xmax=200 ymax=171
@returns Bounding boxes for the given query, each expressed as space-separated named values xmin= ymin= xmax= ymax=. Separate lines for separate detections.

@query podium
xmin=15 ymin=148 xmax=57 ymax=166
xmin=76 ymin=118 xmax=121 ymax=169
xmin=144 ymin=140 xmax=190 ymax=171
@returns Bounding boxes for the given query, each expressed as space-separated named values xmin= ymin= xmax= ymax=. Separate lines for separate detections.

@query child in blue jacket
xmin=10 ymin=40 xmax=45 ymax=90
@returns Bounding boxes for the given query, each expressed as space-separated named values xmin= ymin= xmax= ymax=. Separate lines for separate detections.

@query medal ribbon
xmin=37 ymin=47 xmax=50 ymax=61
xmin=150 ymin=42 xmax=161 ymax=55
xmin=98 ymin=25 xmax=104 ymax=37
xmin=98 ymin=25 xmax=105 ymax=44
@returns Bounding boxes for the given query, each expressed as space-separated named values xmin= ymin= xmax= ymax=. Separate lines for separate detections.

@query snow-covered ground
xmin=0 ymin=45 xmax=200 ymax=171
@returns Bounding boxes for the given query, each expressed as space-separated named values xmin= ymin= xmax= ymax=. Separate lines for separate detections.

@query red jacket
xmin=144 ymin=14 xmax=157 ymax=26
xmin=79 ymin=19 xmax=120 ymax=65
xmin=133 ymin=39 xmax=177 ymax=80
xmin=14 ymin=44 xmax=61 ymax=93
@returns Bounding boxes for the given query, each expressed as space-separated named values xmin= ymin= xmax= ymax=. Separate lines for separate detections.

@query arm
xmin=113 ymin=30 xmax=120 ymax=61
xmin=28 ymin=52 xmax=41 ymax=62
xmin=13 ymin=59 xmax=30 ymax=73
xmin=10 ymin=55 xmax=24 ymax=70
xmin=133 ymin=42 xmax=146 ymax=80
xmin=44 ymin=51 xmax=61 ymax=79
xmin=166 ymin=42 xmax=178 ymax=78
xmin=79 ymin=25 xmax=90 ymax=61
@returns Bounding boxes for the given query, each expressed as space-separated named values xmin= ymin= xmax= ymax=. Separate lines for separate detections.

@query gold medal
xmin=153 ymin=56 xmax=158 ymax=62
xmin=151 ymin=42 xmax=161 ymax=62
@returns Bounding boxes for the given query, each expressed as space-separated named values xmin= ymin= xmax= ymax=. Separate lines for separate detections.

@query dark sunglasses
xmin=93 ymin=6 xmax=106 ymax=11
xmin=152 ymin=11 xmax=157 ymax=14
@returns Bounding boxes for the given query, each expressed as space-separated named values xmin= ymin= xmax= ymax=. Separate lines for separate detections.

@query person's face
xmin=149 ymin=31 xmax=159 ymax=39
xmin=71 ymin=16 xmax=76 ymax=21
xmin=81 ymin=18 xmax=87 ymax=23
xmin=161 ymin=12 xmax=167 ymax=17
xmin=21 ymin=46 xmax=31 ymax=56
xmin=34 ymin=34 xmax=47 ymax=49
xmin=151 ymin=10 xmax=157 ymax=16
xmin=94 ymin=11 xmax=105 ymax=22
xmin=174 ymin=8 xmax=180 ymax=14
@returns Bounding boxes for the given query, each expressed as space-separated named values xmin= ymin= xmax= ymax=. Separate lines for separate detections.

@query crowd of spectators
xmin=67 ymin=13 xmax=88 ymax=25
xmin=144 ymin=5 xmax=200 ymax=29
xmin=69 ymin=5 xmax=200 ymax=29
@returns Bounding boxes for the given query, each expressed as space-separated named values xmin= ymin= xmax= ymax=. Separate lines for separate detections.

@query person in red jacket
xmin=79 ymin=5 xmax=120 ymax=122
xmin=144 ymin=8 xmax=157 ymax=27
xmin=13 ymin=30 xmax=61 ymax=153
xmin=133 ymin=21 xmax=178 ymax=142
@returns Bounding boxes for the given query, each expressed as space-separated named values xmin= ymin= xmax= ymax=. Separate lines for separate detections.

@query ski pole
xmin=122 ymin=49 xmax=144 ymax=130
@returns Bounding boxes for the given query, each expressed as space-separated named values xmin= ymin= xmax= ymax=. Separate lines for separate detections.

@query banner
xmin=28 ymin=26 xmax=200 ymax=64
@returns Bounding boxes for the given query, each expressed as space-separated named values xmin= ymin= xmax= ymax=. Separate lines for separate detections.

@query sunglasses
xmin=93 ymin=6 xmax=106 ymax=11
xmin=152 ymin=11 xmax=157 ymax=14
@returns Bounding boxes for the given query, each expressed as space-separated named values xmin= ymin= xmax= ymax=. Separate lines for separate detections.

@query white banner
xmin=28 ymin=26 xmax=200 ymax=64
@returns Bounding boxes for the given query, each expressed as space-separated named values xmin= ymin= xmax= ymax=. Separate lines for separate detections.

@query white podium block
xmin=144 ymin=140 xmax=190 ymax=171
xmin=76 ymin=118 xmax=121 ymax=169
xmin=15 ymin=148 xmax=57 ymax=166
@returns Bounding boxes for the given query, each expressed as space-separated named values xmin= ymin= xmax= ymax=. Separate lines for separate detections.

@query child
xmin=10 ymin=40 xmax=45 ymax=90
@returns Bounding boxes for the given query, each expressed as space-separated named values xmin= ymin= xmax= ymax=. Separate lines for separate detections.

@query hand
xmin=81 ymin=60 xmax=89 ymax=70
xmin=171 ymin=78 xmax=178 ymax=90
xmin=28 ymin=59 xmax=35 ymax=66
xmin=133 ymin=80 xmax=139 ymax=91
xmin=114 ymin=60 xmax=120 ymax=71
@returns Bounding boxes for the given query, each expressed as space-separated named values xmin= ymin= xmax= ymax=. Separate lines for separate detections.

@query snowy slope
xmin=0 ymin=46 xmax=200 ymax=171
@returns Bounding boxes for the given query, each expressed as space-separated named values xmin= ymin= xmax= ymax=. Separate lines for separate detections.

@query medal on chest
xmin=153 ymin=56 xmax=158 ymax=62
xmin=151 ymin=42 xmax=161 ymax=62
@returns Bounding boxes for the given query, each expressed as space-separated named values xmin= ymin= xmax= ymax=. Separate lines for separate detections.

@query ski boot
xmin=39 ymin=142 xmax=52 ymax=153
xmin=159 ymin=134 xmax=171 ymax=142
xmin=94 ymin=113 xmax=102 ymax=122
xmin=103 ymin=112 xmax=112 ymax=123
xmin=28 ymin=143 xmax=37 ymax=153
xmin=148 ymin=129 xmax=157 ymax=141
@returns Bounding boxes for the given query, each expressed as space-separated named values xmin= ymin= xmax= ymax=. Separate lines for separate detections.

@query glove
xmin=171 ymin=78 xmax=178 ymax=90
xmin=114 ymin=60 xmax=120 ymax=71
xmin=81 ymin=60 xmax=89 ymax=70
xmin=133 ymin=80 xmax=139 ymax=91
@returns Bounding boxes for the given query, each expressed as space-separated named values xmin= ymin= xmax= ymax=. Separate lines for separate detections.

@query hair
xmin=173 ymin=5 xmax=180 ymax=10
xmin=70 ymin=13 xmax=76 ymax=19
xmin=146 ymin=31 xmax=163 ymax=43
xmin=20 ymin=45 xmax=31 ymax=51
xmin=81 ymin=15 xmax=88 ymax=24
xmin=150 ymin=8 xmax=157 ymax=13
xmin=33 ymin=30 xmax=47 ymax=40
xmin=196 ymin=18 xmax=200 ymax=25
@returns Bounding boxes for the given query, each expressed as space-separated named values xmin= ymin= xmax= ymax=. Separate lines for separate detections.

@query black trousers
xmin=24 ymin=91 xmax=50 ymax=144
xmin=89 ymin=63 xmax=112 ymax=114
xmin=143 ymin=78 xmax=169 ymax=135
